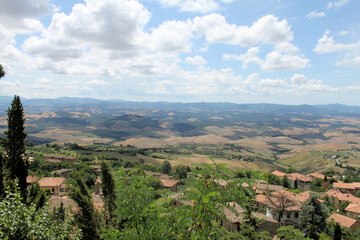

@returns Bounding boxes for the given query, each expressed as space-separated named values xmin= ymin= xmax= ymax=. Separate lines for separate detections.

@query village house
xmin=253 ymin=181 xmax=284 ymax=194
xmin=169 ymin=193 xmax=194 ymax=207
xmin=326 ymin=189 xmax=360 ymax=209
xmin=333 ymin=182 xmax=360 ymax=196
xmin=38 ymin=177 xmax=66 ymax=196
xmin=254 ymin=190 xmax=311 ymax=228
xmin=308 ymin=172 xmax=326 ymax=180
xmin=94 ymin=178 xmax=102 ymax=195
xmin=220 ymin=202 xmax=280 ymax=237
xmin=159 ymin=178 xmax=180 ymax=192
xmin=287 ymin=173 xmax=313 ymax=191
xmin=345 ymin=203 xmax=360 ymax=220
xmin=271 ymin=170 xmax=286 ymax=179
xmin=51 ymin=168 xmax=72 ymax=178
xmin=327 ymin=213 xmax=360 ymax=232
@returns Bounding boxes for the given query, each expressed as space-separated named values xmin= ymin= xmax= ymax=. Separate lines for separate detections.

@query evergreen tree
xmin=161 ymin=160 xmax=171 ymax=174
xmin=0 ymin=64 xmax=5 ymax=79
xmin=2 ymin=95 xmax=28 ymax=200
xmin=28 ymin=182 xmax=46 ymax=210
xmin=0 ymin=155 xmax=3 ymax=198
xmin=101 ymin=161 xmax=116 ymax=224
xmin=333 ymin=222 xmax=342 ymax=240
xmin=282 ymin=175 xmax=291 ymax=188
xmin=300 ymin=194 xmax=329 ymax=240
xmin=70 ymin=174 xmax=99 ymax=240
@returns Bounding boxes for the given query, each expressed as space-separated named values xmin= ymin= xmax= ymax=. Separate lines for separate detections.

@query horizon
xmin=0 ymin=0 xmax=359 ymax=105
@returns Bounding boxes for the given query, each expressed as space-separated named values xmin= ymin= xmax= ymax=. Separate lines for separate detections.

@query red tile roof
xmin=345 ymin=203 xmax=360 ymax=214
xmin=38 ymin=177 xmax=66 ymax=188
xmin=26 ymin=174 xmax=39 ymax=184
xmin=287 ymin=173 xmax=313 ymax=182
xmin=271 ymin=170 xmax=286 ymax=177
xmin=327 ymin=213 xmax=358 ymax=228
xmin=326 ymin=189 xmax=360 ymax=205
xmin=159 ymin=179 xmax=179 ymax=188
xmin=309 ymin=173 xmax=326 ymax=180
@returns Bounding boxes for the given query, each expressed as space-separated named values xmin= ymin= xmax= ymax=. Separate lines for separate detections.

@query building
xmin=326 ymin=189 xmax=360 ymax=209
xmin=253 ymin=182 xmax=284 ymax=194
xmin=345 ymin=203 xmax=360 ymax=220
xmin=221 ymin=202 xmax=280 ymax=237
xmin=287 ymin=173 xmax=313 ymax=191
xmin=159 ymin=179 xmax=180 ymax=192
xmin=327 ymin=213 xmax=360 ymax=231
xmin=254 ymin=190 xmax=311 ymax=228
xmin=94 ymin=178 xmax=102 ymax=195
xmin=271 ymin=170 xmax=286 ymax=179
xmin=333 ymin=182 xmax=360 ymax=196
xmin=26 ymin=174 xmax=39 ymax=185
xmin=51 ymin=169 xmax=72 ymax=178
xmin=38 ymin=177 xmax=66 ymax=196
xmin=43 ymin=155 xmax=76 ymax=163
xmin=169 ymin=193 xmax=194 ymax=207
xmin=308 ymin=173 xmax=326 ymax=180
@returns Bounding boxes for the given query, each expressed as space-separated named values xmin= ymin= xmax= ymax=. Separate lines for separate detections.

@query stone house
xmin=38 ymin=177 xmax=66 ymax=196
xmin=328 ymin=213 xmax=360 ymax=232
xmin=345 ymin=203 xmax=360 ymax=220
xmin=333 ymin=182 xmax=360 ymax=196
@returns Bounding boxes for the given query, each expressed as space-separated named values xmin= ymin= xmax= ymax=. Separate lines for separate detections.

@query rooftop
xmin=327 ymin=213 xmax=359 ymax=228
xmin=38 ymin=177 xmax=66 ymax=188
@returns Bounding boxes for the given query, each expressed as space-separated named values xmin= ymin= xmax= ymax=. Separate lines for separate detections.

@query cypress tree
xmin=0 ymin=64 xmax=5 ymax=79
xmin=101 ymin=161 xmax=116 ymax=224
xmin=0 ymin=155 xmax=3 ymax=198
xmin=2 ymin=95 xmax=28 ymax=200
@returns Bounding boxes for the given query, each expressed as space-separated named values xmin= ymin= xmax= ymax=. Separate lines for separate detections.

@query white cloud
xmin=192 ymin=14 xmax=293 ymax=46
xmin=159 ymin=0 xmax=219 ymax=14
xmin=223 ymin=47 xmax=262 ymax=68
xmin=314 ymin=31 xmax=360 ymax=53
xmin=88 ymin=80 xmax=110 ymax=85
xmin=306 ymin=11 xmax=326 ymax=19
xmin=339 ymin=30 xmax=349 ymax=35
xmin=336 ymin=56 xmax=360 ymax=66
xmin=185 ymin=55 xmax=207 ymax=65
xmin=327 ymin=0 xmax=350 ymax=10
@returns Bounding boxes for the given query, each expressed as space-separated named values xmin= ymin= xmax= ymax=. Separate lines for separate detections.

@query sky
xmin=0 ymin=0 xmax=359 ymax=105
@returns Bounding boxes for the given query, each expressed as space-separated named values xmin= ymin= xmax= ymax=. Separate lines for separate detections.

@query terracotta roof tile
xmin=287 ymin=173 xmax=313 ymax=182
xmin=327 ymin=213 xmax=358 ymax=228
xmin=309 ymin=173 xmax=326 ymax=180
xmin=26 ymin=174 xmax=39 ymax=184
xmin=38 ymin=177 xmax=66 ymax=188
xmin=159 ymin=179 xmax=179 ymax=188
xmin=326 ymin=189 xmax=360 ymax=205
xmin=345 ymin=203 xmax=360 ymax=214
xmin=271 ymin=170 xmax=286 ymax=177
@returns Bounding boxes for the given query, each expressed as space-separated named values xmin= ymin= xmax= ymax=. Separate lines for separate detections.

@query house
xmin=26 ymin=174 xmax=39 ymax=185
xmin=308 ymin=173 xmax=326 ymax=180
xmin=169 ymin=193 xmax=194 ymax=207
xmin=51 ymin=169 xmax=72 ymax=178
xmin=159 ymin=179 xmax=180 ymax=192
xmin=254 ymin=190 xmax=310 ymax=228
xmin=333 ymin=182 xmax=360 ymax=196
xmin=43 ymin=155 xmax=76 ymax=163
xmin=271 ymin=170 xmax=286 ymax=179
xmin=221 ymin=202 xmax=280 ymax=237
xmin=287 ymin=173 xmax=313 ymax=191
xmin=49 ymin=196 xmax=77 ymax=212
xmin=327 ymin=213 xmax=360 ymax=231
xmin=326 ymin=189 xmax=360 ymax=209
xmin=38 ymin=177 xmax=66 ymax=196
xmin=345 ymin=203 xmax=360 ymax=220
xmin=253 ymin=182 xmax=284 ymax=194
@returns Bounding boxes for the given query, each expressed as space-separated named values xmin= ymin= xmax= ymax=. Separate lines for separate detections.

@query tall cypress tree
xmin=0 ymin=155 xmax=3 ymax=198
xmin=0 ymin=64 xmax=5 ymax=79
xmin=101 ymin=161 xmax=116 ymax=223
xmin=2 ymin=95 xmax=28 ymax=200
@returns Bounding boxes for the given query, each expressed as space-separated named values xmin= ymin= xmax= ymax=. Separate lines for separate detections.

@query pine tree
xmin=2 ymin=95 xmax=28 ymax=200
xmin=0 ymin=155 xmax=3 ymax=198
xmin=101 ymin=161 xmax=116 ymax=224
xmin=70 ymin=174 xmax=99 ymax=240
xmin=161 ymin=160 xmax=171 ymax=174
xmin=333 ymin=222 xmax=342 ymax=240
xmin=0 ymin=64 xmax=5 ymax=79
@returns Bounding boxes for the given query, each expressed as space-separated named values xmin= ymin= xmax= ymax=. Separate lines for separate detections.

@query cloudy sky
xmin=0 ymin=0 xmax=359 ymax=105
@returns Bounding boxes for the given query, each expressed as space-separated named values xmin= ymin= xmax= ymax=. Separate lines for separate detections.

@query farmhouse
xmin=43 ymin=155 xmax=76 ymax=163
xmin=38 ymin=177 xmax=66 ymax=196
xmin=345 ymin=203 xmax=360 ymax=220
xmin=333 ymin=181 xmax=360 ymax=196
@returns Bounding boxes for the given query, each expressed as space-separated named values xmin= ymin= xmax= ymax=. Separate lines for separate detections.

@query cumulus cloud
xmin=159 ymin=0 xmax=219 ymax=14
xmin=306 ymin=11 xmax=326 ymax=19
xmin=223 ymin=47 xmax=262 ymax=68
xmin=327 ymin=0 xmax=350 ymax=10
xmin=185 ymin=55 xmax=207 ymax=65
xmin=0 ymin=0 xmax=53 ymax=33
xmin=314 ymin=31 xmax=360 ymax=53
xmin=192 ymin=14 xmax=293 ymax=46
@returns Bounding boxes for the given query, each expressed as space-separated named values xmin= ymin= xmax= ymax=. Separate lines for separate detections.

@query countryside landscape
xmin=1 ymin=0 xmax=360 ymax=239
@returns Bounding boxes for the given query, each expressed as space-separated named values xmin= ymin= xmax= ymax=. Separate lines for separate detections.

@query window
xmin=295 ymin=212 xmax=299 ymax=218
xmin=60 ymin=188 xmax=64 ymax=192
xmin=52 ymin=188 xmax=55 ymax=192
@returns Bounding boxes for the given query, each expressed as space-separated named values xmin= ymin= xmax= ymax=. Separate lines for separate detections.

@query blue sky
xmin=0 ymin=0 xmax=359 ymax=105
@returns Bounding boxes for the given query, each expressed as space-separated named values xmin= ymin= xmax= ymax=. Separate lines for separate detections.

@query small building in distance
xmin=159 ymin=179 xmax=180 ymax=192
xmin=51 ymin=169 xmax=72 ymax=178
xmin=333 ymin=182 xmax=360 ymax=196
xmin=43 ymin=155 xmax=76 ymax=163
xmin=26 ymin=174 xmax=39 ymax=185
xmin=345 ymin=203 xmax=360 ymax=220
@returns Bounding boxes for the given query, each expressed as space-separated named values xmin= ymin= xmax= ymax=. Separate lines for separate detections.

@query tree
xmin=28 ymin=182 xmax=46 ymax=210
xmin=286 ymin=166 xmax=296 ymax=174
xmin=300 ymin=194 xmax=330 ymax=240
xmin=175 ymin=166 xmax=188 ymax=179
xmin=70 ymin=174 xmax=99 ymax=240
xmin=161 ymin=160 xmax=171 ymax=174
xmin=277 ymin=225 xmax=309 ymax=240
xmin=0 ymin=184 xmax=81 ymax=240
xmin=282 ymin=176 xmax=291 ymax=189
xmin=0 ymin=155 xmax=3 ymax=198
xmin=101 ymin=161 xmax=116 ymax=224
xmin=333 ymin=222 xmax=342 ymax=240
xmin=2 ymin=95 xmax=28 ymax=200
xmin=0 ymin=64 xmax=5 ymax=79
xmin=267 ymin=191 xmax=297 ymax=223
